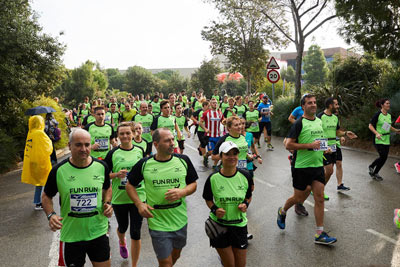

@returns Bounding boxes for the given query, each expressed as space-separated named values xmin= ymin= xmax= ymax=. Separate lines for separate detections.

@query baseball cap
xmin=263 ymin=95 xmax=269 ymax=99
xmin=219 ymin=141 xmax=239 ymax=154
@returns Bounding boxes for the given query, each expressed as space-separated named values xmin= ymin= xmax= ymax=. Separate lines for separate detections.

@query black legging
xmin=113 ymin=203 xmax=143 ymax=240
xmin=370 ymin=144 xmax=390 ymax=174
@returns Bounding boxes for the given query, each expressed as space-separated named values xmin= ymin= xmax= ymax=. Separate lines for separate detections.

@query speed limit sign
xmin=267 ymin=70 xmax=280 ymax=83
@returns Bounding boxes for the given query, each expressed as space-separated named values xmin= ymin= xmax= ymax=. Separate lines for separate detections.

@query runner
xmin=395 ymin=115 xmax=400 ymax=173
xmin=121 ymin=103 xmax=137 ymax=122
xmin=174 ymin=103 xmax=191 ymax=154
xmin=203 ymin=141 xmax=253 ymax=267
xmin=126 ymin=128 xmax=198 ymax=267
xmin=132 ymin=122 xmax=152 ymax=157
xmin=42 ymin=129 xmax=113 ymax=267
xmin=368 ymin=98 xmax=400 ymax=180
xmin=199 ymin=98 xmax=224 ymax=170
xmin=220 ymin=95 xmax=229 ymax=114
xmin=243 ymin=100 xmax=261 ymax=147
xmin=211 ymin=89 xmax=220 ymax=104
xmin=241 ymin=118 xmax=262 ymax=179
xmin=278 ymin=94 xmax=337 ymax=245
xmin=151 ymin=95 xmax=161 ymax=116
xmin=133 ymin=101 xmax=154 ymax=147
xmin=192 ymin=101 xmax=210 ymax=166
xmin=258 ymin=95 xmax=274 ymax=150
xmin=223 ymin=97 xmax=237 ymax=119
xmin=234 ymin=96 xmax=247 ymax=119
xmin=317 ymin=97 xmax=357 ymax=198
xmin=150 ymin=100 xmax=182 ymax=153
xmin=104 ymin=122 xmax=145 ymax=265
xmin=212 ymin=116 xmax=249 ymax=171
xmin=110 ymin=103 xmax=121 ymax=132
xmin=84 ymin=106 xmax=117 ymax=160
xmin=81 ymin=107 xmax=96 ymax=127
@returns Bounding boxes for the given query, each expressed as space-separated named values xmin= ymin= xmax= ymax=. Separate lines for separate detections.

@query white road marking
xmin=366 ymin=229 xmax=397 ymax=245
xmin=48 ymin=231 xmax=60 ymax=267
xmin=304 ymin=200 xmax=328 ymax=212
xmin=254 ymin=178 xmax=276 ymax=188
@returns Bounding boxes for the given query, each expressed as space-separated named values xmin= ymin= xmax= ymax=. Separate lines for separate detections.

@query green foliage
xmin=190 ymin=59 xmax=222 ymax=97
xmin=123 ymin=66 xmax=160 ymax=95
xmin=335 ymin=0 xmax=400 ymax=60
xmin=154 ymin=70 xmax=189 ymax=94
xmin=280 ymin=66 xmax=296 ymax=83
xmin=260 ymin=79 xmax=295 ymax=100
xmin=221 ymin=79 xmax=247 ymax=96
xmin=340 ymin=104 xmax=377 ymax=140
xmin=106 ymin=68 xmax=125 ymax=90
xmin=303 ymin=45 xmax=329 ymax=88
xmin=0 ymin=129 xmax=18 ymax=173
xmin=270 ymin=96 xmax=297 ymax=137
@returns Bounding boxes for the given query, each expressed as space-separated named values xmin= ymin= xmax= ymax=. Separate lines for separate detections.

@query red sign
xmin=267 ymin=70 xmax=280 ymax=83
xmin=267 ymin=57 xmax=280 ymax=69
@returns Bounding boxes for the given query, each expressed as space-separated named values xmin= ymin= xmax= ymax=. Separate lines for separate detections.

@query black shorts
xmin=60 ymin=234 xmax=110 ymax=267
xmin=249 ymin=131 xmax=260 ymax=139
xmin=323 ymin=152 xmax=337 ymax=166
xmin=113 ymin=203 xmax=143 ymax=240
xmin=259 ymin=121 xmax=272 ymax=136
xmin=292 ymin=167 xmax=325 ymax=191
xmin=210 ymin=225 xmax=248 ymax=249
xmin=197 ymin=132 xmax=209 ymax=148
xmin=336 ymin=147 xmax=342 ymax=161
xmin=178 ymin=140 xmax=185 ymax=150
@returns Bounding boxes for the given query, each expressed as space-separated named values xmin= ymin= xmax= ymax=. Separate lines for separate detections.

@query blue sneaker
xmin=277 ymin=207 xmax=286 ymax=229
xmin=314 ymin=232 xmax=337 ymax=245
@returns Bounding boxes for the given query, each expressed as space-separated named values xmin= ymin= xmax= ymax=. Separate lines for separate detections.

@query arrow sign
xmin=267 ymin=70 xmax=280 ymax=83
xmin=267 ymin=57 xmax=280 ymax=69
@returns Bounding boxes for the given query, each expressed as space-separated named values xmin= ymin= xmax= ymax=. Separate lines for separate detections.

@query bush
xmin=271 ymin=95 xmax=297 ymax=137
xmin=0 ymin=129 xmax=19 ymax=173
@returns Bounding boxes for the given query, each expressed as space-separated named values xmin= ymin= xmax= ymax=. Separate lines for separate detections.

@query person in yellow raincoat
xmin=21 ymin=115 xmax=53 ymax=210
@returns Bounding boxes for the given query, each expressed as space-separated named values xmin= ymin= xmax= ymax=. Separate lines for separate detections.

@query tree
xmin=280 ymin=65 xmax=296 ymax=83
xmin=123 ymin=66 xmax=160 ymax=95
xmin=190 ymin=59 xmax=222 ymax=97
xmin=202 ymin=0 xmax=286 ymax=95
xmin=154 ymin=70 xmax=189 ymax=94
xmin=335 ymin=0 xmax=400 ymax=60
xmin=244 ymin=0 xmax=337 ymax=103
xmin=303 ymin=44 xmax=329 ymax=87
xmin=106 ymin=68 xmax=125 ymax=90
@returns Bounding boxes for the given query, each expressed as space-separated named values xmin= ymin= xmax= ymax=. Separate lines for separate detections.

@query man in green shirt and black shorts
xmin=277 ymin=94 xmax=337 ymax=245
xmin=133 ymin=101 xmax=154 ymax=146
xmin=126 ymin=128 xmax=198 ymax=267
xmin=42 ymin=129 xmax=113 ymax=267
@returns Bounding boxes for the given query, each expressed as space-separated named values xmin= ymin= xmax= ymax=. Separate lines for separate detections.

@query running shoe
xmin=394 ymin=209 xmax=400 ymax=228
xmin=247 ymin=233 xmax=254 ymax=240
xmin=257 ymin=143 xmax=261 ymax=149
xmin=203 ymin=156 xmax=208 ymax=167
xmin=295 ymin=203 xmax=308 ymax=216
xmin=373 ymin=173 xmax=383 ymax=181
xmin=34 ymin=203 xmax=43 ymax=211
xmin=324 ymin=193 xmax=329 ymax=201
xmin=395 ymin=162 xmax=400 ymax=174
xmin=264 ymin=138 xmax=268 ymax=143
xmin=119 ymin=238 xmax=129 ymax=259
xmin=337 ymin=184 xmax=350 ymax=191
xmin=368 ymin=165 xmax=375 ymax=177
xmin=277 ymin=207 xmax=286 ymax=229
xmin=267 ymin=144 xmax=274 ymax=151
xmin=197 ymin=147 xmax=202 ymax=156
xmin=314 ymin=232 xmax=337 ymax=245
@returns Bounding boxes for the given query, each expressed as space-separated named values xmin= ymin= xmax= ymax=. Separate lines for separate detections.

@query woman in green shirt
xmin=368 ymin=98 xmax=400 ymax=180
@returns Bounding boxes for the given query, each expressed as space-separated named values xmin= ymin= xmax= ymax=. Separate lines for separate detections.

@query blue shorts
xmin=208 ymin=137 xmax=221 ymax=151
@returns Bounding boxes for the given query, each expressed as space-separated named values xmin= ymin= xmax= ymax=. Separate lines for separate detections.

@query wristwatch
xmin=47 ymin=211 xmax=56 ymax=221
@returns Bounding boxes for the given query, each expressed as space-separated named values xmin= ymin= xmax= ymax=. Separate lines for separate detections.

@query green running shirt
xmin=213 ymin=134 xmax=249 ymax=169
xmin=105 ymin=146 xmax=145 ymax=204
xmin=203 ymin=169 xmax=253 ymax=227
xmin=127 ymin=154 xmax=198 ymax=231
xmin=132 ymin=138 xmax=151 ymax=156
xmin=133 ymin=113 xmax=154 ymax=142
xmin=370 ymin=111 xmax=392 ymax=145
xmin=287 ymin=117 xmax=325 ymax=168
xmin=44 ymin=157 xmax=110 ymax=242
xmin=84 ymin=122 xmax=115 ymax=159
xmin=243 ymin=110 xmax=260 ymax=132
xmin=234 ymin=105 xmax=247 ymax=118
xmin=151 ymin=101 xmax=161 ymax=116
xmin=175 ymin=115 xmax=188 ymax=141
xmin=317 ymin=112 xmax=339 ymax=147
xmin=221 ymin=102 xmax=229 ymax=114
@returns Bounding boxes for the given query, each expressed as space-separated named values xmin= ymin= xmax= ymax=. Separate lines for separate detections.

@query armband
xmin=210 ymin=204 xmax=218 ymax=215
xmin=47 ymin=211 xmax=56 ymax=221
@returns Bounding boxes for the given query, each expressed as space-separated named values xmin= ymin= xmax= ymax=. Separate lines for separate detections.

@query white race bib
xmin=143 ymin=126 xmax=150 ymax=133
xmin=70 ymin=193 xmax=97 ymax=213
xmin=329 ymin=144 xmax=337 ymax=153
xmin=237 ymin=160 xmax=247 ymax=169
xmin=95 ymin=138 xmax=109 ymax=150
xmin=120 ymin=176 xmax=128 ymax=186
xmin=251 ymin=122 xmax=258 ymax=128
xmin=382 ymin=121 xmax=391 ymax=131
xmin=313 ymin=138 xmax=328 ymax=151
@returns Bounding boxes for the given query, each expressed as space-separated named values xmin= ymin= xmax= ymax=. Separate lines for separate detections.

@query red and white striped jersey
xmin=201 ymin=109 xmax=224 ymax=137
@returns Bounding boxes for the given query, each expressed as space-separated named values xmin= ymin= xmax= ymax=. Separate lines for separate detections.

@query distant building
xmin=148 ymin=68 xmax=198 ymax=79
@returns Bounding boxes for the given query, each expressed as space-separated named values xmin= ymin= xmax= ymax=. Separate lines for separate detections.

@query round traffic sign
xmin=267 ymin=70 xmax=280 ymax=83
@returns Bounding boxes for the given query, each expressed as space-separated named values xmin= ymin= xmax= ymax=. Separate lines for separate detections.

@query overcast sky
xmin=31 ymin=0 xmax=351 ymax=70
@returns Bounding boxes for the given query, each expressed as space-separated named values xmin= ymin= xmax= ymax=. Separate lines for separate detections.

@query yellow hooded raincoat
xmin=21 ymin=115 xmax=53 ymax=186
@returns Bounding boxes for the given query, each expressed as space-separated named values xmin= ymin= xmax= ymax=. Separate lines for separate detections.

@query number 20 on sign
xmin=267 ymin=70 xmax=280 ymax=83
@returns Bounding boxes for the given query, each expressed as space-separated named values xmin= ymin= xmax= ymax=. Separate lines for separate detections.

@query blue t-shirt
xmin=257 ymin=102 xmax=272 ymax=122
xmin=245 ymin=132 xmax=254 ymax=171
xmin=291 ymin=106 xmax=304 ymax=120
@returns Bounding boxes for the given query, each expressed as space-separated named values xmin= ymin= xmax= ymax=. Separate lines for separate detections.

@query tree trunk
xmin=246 ymin=72 xmax=252 ymax=95
xmin=295 ymin=40 xmax=304 ymax=104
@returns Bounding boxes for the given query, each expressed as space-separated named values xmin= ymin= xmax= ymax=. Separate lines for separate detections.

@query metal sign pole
xmin=272 ymin=83 xmax=275 ymax=101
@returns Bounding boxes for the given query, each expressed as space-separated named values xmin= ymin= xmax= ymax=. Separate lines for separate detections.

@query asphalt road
xmin=1 ymin=136 xmax=400 ymax=267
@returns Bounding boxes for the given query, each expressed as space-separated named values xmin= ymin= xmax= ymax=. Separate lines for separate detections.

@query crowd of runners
xmin=39 ymin=90 xmax=400 ymax=267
